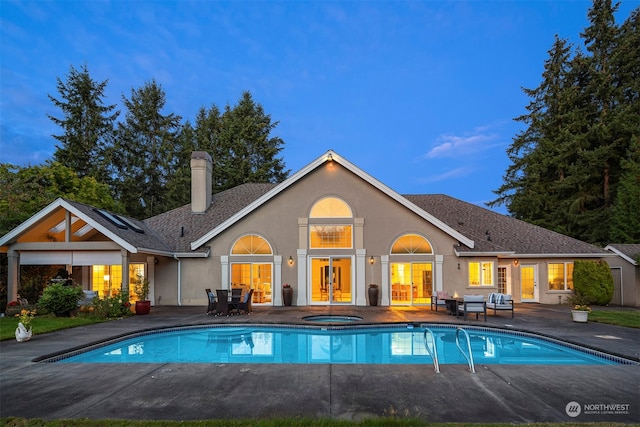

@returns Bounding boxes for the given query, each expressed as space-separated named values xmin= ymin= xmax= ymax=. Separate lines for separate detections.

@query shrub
xmin=572 ymin=260 xmax=614 ymax=306
xmin=91 ymin=291 xmax=131 ymax=318
xmin=37 ymin=282 xmax=84 ymax=316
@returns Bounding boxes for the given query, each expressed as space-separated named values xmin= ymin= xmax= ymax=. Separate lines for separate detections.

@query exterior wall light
xmin=369 ymin=256 xmax=375 ymax=265
xmin=288 ymin=256 xmax=294 ymax=266
xmin=513 ymin=259 xmax=519 ymax=266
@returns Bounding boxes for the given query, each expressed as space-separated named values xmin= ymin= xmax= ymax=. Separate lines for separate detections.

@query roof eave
xmin=604 ymin=245 xmax=639 ymax=265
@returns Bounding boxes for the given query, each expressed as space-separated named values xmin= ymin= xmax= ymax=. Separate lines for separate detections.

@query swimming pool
xmin=51 ymin=324 xmax=633 ymax=365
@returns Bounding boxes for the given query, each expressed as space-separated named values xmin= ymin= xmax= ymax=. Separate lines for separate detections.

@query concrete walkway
xmin=1 ymin=304 xmax=638 ymax=424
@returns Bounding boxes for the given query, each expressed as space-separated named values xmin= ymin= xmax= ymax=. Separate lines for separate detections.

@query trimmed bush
xmin=38 ymin=282 xmax=84 ymax=316
xmin=572 ymin=260 xmax=614 ymax=306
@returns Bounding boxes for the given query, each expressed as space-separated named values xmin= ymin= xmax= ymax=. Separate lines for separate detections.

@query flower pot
xmin=571 ymin=310 xmax=589 ymax=322
xmin=135 ymin=300 xmax=151 ymax=315
xmin=282 ymin=287 xmax=293 ymax=306
xmin=368 ymin=285 xmax=379 ymax=306
xmin=15 ymin=322 xmax=32 ymax=342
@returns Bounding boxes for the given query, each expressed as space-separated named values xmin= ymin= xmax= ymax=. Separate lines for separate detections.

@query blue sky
xmin=1 ymin=1 xmax=637 ymax=213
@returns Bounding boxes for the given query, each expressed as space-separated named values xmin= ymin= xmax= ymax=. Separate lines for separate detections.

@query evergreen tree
xmin=610 ymin=141 xmax=640 ymax=242
xmin=48 ymin=64 xmax=119 ymax=183
xmin=111 ymin=80 xmax=182 ymax=219
xmin=214 ymin=91 xmax=289 ymax=192
xmin=490 ymin=0 xmax=639 ymax=245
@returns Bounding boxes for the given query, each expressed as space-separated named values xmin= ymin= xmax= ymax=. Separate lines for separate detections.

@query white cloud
xmin=424 ymin=126 xmax=500 ymax=159
xmin=419 ymin=166 xmax=475 ymax=183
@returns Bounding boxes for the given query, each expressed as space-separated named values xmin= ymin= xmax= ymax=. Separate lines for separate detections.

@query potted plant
xmin=134 ymin=274 xmax=151 ymax=315
xmin=571 ymin=304 xmax=591 ymax=322
xmin=282 ymin=283 xmax=293 ymax=306
xmin=15 ymin=308 xmax=35 ymax=342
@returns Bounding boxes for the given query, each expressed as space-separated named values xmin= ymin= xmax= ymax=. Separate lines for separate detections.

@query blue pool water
xmin=55 ymin=324 xmax=628 ymax=365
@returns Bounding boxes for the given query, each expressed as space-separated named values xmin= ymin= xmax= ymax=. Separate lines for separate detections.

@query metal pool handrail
xmin=455 ymin=327 xmax=476 ymax=373
xmin=422 ymin=326 xmax=440 ymax=373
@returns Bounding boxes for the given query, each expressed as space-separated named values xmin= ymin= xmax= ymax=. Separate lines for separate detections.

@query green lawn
xmin=0 ymin=313 xmax=112 ymax=340
xmin=590 ymin=309 xmax=640 ymax=328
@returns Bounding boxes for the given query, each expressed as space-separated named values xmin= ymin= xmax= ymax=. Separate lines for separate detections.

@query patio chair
xmin=430 ymin=291 xmax=449 ymax=311
xmin=237 ymin=289 xmax=254 ymax=314
xmin=205 ymin=288 xmax=217 ymax=315
xmin=228 ymin=288 xmax=243 ymax=315
xmin=215 ymin=289 xmax=229 ymax=316
xmin=457 ymin=294 xmax=487 ymax=321
xmin=486 ymin=292 xmax=515 ymax=317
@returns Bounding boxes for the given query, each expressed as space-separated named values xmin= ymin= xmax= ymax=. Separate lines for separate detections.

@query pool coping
xmin=37 ymin=322 xmax=639 ymax=366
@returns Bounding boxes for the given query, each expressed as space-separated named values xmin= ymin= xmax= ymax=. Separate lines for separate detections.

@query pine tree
xmin=490 ymin=0 xmax=639 ymax=245
xmin=111 ymin=80 xmax=182 ymax=219
xmin=48 ymin=64 xmax=119 ymax=183
xmin=214 ymin=91 xmax=289 ymax=192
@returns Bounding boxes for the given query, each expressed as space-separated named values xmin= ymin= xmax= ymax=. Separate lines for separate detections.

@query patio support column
xmin=146 ymin=255 xmax=155 ymax=305
xmin=7 ymin=249 xmax=19 ymax=303
xmin=273 ymin=255 xmax=282 ymax=306
xmin=356 ymin=249 xmax=366 ymax=305
xmin=381 ymin=255 xmax=390 ymax=305
xmin=296 ymin=249 xmax=307 ymax=305
xmin=435 ymin=254 xmax=443 ymax=292
xmin=121 ymin=249 xmax=130 ymax=296
xmin=221 ymin=256 xmax=229 ymax=289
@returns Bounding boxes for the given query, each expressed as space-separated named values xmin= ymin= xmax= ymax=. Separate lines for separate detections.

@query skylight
xmin=49 ymin=217 xmax=78 ymax=233
xmin=74 ymin=223 xmax=94 ymax=237
xmin=93 ymin=209 xmax=127 ymax=229
xmin=114 ymin=215 xmax=145 ymax=234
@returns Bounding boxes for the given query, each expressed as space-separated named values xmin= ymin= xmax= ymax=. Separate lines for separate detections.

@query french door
xmin=310 ymin=257 xmax=352 ymax=304
xmin=390 ymin=262 xmax=432 ymax=305
xmin=520 ymin=265 xmax=539 ymax=302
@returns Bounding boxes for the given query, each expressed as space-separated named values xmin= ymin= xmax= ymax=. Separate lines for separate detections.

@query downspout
xmin=173 ymin=254 xmax=182 ymax=306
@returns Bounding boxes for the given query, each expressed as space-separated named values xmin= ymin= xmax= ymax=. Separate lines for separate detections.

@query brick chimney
xmin=190 ymin=151 xmax=212 ymax=213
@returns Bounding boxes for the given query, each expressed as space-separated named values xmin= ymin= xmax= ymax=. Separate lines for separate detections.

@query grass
xmin=0 ymin=312 xmax=113 ymax=341
xmin=590 ymin=309 xmax=640 ymax=328
xmin=1 ymin=419 xmax=636 ymax=427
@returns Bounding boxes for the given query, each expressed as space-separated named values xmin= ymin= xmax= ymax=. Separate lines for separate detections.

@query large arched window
xmin=309 ymin=197 xmax=353 ymax=249
xmin=231 ymin=234 xmax=273 ymax=255
xmin=391 ymin=234 xmax=433 ymax=254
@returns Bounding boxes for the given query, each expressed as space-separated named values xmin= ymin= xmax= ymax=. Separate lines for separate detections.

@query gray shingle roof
xmin=139 ymin=185 xmax=606 ymax=256
xmin=144 ymin=183 xmax=276 ymax=253
xmin=404 ymin=194 xmax=607 ymax=255
xmin=64 ymin=199 xmax=173 ymax=253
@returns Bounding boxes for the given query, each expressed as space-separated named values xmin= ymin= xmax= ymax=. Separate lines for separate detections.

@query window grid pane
xmin=310 ymin=225 xmax=352 ymax=248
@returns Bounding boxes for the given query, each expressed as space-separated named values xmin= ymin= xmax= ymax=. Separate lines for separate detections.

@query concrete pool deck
xmin=1 ymin=303 xmax=638 ymax=424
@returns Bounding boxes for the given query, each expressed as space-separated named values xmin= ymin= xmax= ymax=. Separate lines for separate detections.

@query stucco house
xmin=3 ymin=150 xmax=633 ymax=309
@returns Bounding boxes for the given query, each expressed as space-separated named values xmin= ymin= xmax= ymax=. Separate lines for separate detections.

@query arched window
xmin=310 ymin=197 xmax=352 ymax=218
xmin=309 ymin=197 xmax=353 ymax=249
xmin=391 ymin=234 xmax=433 ymax=254
xmin=231 ymin=235 xmax=273 ymax=255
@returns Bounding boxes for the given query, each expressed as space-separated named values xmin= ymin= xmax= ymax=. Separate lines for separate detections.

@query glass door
xmin=310 ymin=257 xmax=352 ymax=304
xmin=520 ymin=265 xmax=538 ymax=302
xmin=390 ymin=262 xmax=432 ymax=305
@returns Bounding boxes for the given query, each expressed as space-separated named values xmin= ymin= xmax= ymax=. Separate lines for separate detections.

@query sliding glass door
xmin=310 ymin=257 xmax=352 ymax=304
